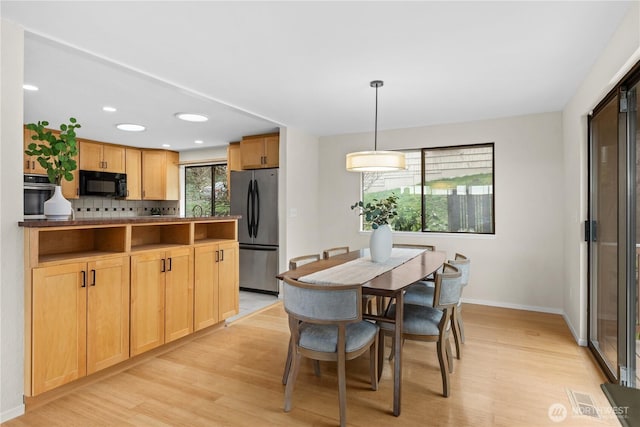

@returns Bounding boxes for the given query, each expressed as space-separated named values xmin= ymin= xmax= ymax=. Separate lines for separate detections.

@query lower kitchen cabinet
xmin=130 ymin=247 xmax=193 ymax=356
xmin=194 ymin=241 xmax=239 ymax=330
xmin=31 ymin=256 xmax=129 ymax=395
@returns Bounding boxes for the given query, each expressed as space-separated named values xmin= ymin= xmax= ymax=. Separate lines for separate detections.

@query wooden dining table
xmin=276 ymin=248 xmax=446 ymax=417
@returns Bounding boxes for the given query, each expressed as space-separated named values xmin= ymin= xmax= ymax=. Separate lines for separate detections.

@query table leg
xmin=393 ymin=291 xmax=403 ymax=416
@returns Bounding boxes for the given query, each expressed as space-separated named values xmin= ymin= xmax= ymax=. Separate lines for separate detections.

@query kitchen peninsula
xmin=19 ymin=216 xmax=239 ymax=397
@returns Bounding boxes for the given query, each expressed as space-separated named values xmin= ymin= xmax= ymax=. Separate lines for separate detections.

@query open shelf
xmin=130 ymin=223 xmax=191 ymax=250
xmin=194 ymin=221 xmax=236 ymax=243
xmin=37 ymin=226 xmax=127 ymax=263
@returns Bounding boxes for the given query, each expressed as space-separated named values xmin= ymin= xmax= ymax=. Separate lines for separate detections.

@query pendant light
xmin=346 ymin=80 xmax=406 ymax=172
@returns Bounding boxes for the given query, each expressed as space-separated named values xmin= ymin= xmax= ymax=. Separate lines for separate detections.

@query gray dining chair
xmin=282 ymin=276 xmax=379 ymax=427
xmin=402 ymin=253 xmax=470 ymax=359
xmin=282 ymin=254 xmax=322 ymax=385
xmin=378 ymin=263 xmax=463 ymax=397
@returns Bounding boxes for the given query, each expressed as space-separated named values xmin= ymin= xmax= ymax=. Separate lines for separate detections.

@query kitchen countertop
xmin=18 ymin=215 xmax=241 ymax=228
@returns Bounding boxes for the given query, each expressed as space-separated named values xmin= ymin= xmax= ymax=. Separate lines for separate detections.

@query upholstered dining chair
xmin=282 ymin=276 xmax=379 ymax=427
xmin=403 ymin=253 xmax=470 ymax=359
xmin=282 ymin=254 xmax=322 ymax=385
xmin=378 ymin=263 xmax=462 ymax=397
xmin=322 ymin=246 xmax=349 ymax=259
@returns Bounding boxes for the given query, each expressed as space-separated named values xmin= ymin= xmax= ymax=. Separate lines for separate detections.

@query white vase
xmin=370 ymin=224 xmax=392 ymax=263
xmin=44 ymin=185 xmax=72 ymax=220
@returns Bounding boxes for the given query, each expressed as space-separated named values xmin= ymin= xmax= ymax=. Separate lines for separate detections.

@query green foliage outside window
xmin=185 ymin=165 xmax=229 ymax=217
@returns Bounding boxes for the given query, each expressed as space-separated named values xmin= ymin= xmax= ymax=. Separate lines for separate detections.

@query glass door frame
xmin=588 ymin=66 xmax=639 ymax=387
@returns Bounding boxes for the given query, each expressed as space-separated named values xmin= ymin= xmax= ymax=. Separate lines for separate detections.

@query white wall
xmin=318 ymin=112 xmax=565 ymax=313
xmin=0 ymin=19 xmax=26 ymax=422
xmin=281 ymin=127 xmax=320 ymax=273
xmin=562 ymin=2 xmax=640 ymax=345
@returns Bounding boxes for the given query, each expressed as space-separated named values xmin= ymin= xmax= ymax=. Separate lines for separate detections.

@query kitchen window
xmin=361 ymin=143 xmax=494 ymax=234
xmin=185 ymin=164 xmax=229 ymax=217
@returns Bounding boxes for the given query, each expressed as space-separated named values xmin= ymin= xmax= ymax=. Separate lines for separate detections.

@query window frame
xmin=184 ymin=162 xmax=229 ymax=217
xmin=360 ymin=142 xmax=495 ymax=235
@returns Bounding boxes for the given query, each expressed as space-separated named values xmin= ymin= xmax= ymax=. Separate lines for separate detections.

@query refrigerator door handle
xmin=247 ymin=179 xmax=253 ymax=238
xmin=254 ymin=179 xmax=260 ymax=238
xmin=250 ymin=178 xmax=256 ymax=238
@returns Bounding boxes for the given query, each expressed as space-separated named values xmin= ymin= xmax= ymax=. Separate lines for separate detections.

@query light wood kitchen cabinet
xmin=130 ymin=246 xmax=193 ymax=356
xmin=31 ymin=256 xmax=129 ymax=395
xmin=227 ymin=142 xmax=242 ymax=171
xmin=142 ymin=150 xmax=179 ymax=200
xmin=125 ymin=148 xmax=142 ymax=200
xmin=23 ymin=219 xmax=238 ymax=396
xmin=23 ymin=127 xmax=47 ymax=175
xmin=240 ymin=134 xmax=279 ymax=169
xmin=193 ymin=241 xmax=239 ymax=330
xmin=79 ymin=140 xmax=126 ymax=173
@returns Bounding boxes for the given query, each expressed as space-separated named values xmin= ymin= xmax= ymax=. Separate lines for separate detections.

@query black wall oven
xmin=24 ymin=174 xmax=54 ymax=219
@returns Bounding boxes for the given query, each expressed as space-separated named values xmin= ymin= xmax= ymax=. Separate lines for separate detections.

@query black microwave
xmin=80 ymin=170 xmax=127 ymax=197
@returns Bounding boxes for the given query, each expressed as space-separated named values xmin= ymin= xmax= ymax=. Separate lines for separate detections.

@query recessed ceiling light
xmin=194 ymin=140 xmax=204 ymax=144
xmin=175 ymin=112 xmax=208 ymax=122
xmin=116 ymin=123 xmax=145 ymax=132
xmin=23 ymin=84 xmax=39 ymax=91
xmin=162 ymin=144 xmax=171 ymax=148
xmin=102 ymin=106 xmax=117 ymax=112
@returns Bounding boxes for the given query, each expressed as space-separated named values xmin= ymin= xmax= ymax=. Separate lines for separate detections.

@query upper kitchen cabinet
xmin=227 ymin=142 xmax=242 ymax=172
xmin=79 ymin=140 xmax=126 ymax=173
xmin=240 ymin=133 xmax=279 ymax=169
xmin=125 ymin=148 xmax=142 ymax=200
xmin=142 ymin=150 xmax=179 ymax=201
xmin=23 ymin=127 xmax=48 ymax=175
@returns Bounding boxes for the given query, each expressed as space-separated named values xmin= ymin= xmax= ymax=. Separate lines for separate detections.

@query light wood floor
xmin=3 ymin=303 xmax=619 ymax=427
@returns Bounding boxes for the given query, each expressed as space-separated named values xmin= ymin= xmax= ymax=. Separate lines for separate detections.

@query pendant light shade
xmin=346 ymin=80 xmax=406 ymax=172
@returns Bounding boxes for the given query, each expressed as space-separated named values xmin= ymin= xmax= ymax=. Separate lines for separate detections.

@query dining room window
xmin=185 ymin=164 xmax=229 ymax=217
xmin=361 ymin=143 xmax=494 ymax=234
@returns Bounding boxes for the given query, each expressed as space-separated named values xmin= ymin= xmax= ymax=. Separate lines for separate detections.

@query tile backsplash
xmin=71 ymin=197 xmax=179 ymax=219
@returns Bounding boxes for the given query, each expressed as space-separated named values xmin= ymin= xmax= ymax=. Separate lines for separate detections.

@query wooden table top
xmin=277 ymin=249 xmax=446 ymax=295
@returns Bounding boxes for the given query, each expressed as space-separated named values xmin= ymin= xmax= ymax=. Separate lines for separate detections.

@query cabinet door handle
xmin=220 ymin=249 xmax=224 ymax=261
xmin=91 ymin=269 xmax=96 ymax=286
xmin=26 ymin=160 xmax=29 ymax=169
xmin=168 ymin=257 xmax=172 ymax=272
xmin=32 ymin=161 xmax=35 ymax=169
xmin=215 ymin=250 xmax=219 ymax=263
xmin=81 ymin=271 xmax=86 ymax=288
xmin=105 ymin=161 xmax=108 ymax=169
xmin=161 ymin=258 xmax=166 ymax=272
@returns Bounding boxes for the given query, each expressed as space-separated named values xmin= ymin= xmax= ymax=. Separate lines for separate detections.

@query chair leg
xmin=369 ymin=333 xmax=379 ymax=391
xmin=451 ymin=310 xmax=462 ymax=360
xmin=282 ymin=337 xmax=293 ymax=385
xmin=457 ymin=305 xmax=466 ymax=343
xmin=377 ymin=330 xmax=385 ymax=381
xmin=284 ymin=352 xmax=302 ymax=412
xmin=337 ymin=351 xmax=347 ymax=427
xmin=436 ymin=340 xmax=450 ymax=397
xmin=445 ymin=338 xmax=454 ymax=374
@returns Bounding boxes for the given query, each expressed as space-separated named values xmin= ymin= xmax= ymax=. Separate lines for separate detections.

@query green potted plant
xmin=351 ymin=193 xmax=398 ymax=262
xmin=24 ymin=118 xmax=81 ymax=220
xmin=25 ymin=118 xmax=80 ymax=185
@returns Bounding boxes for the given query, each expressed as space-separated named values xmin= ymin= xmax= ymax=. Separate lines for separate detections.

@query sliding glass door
xmin=588 ymin=81 xmax=638 ymax=388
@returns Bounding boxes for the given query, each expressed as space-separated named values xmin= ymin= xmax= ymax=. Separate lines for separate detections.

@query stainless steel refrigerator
xmin=230 ymin=169 xmax=279 ymax=294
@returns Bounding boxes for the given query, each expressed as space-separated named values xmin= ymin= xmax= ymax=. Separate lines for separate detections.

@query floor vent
xmin=566 ymin=389 xmax=601 ymax=419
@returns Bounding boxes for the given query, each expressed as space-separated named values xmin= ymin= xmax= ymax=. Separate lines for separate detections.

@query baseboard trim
xmin=1 ymin=404 xmax=25 ymax=423
xmin=462 ymin=297 xmax=564 ymax=315
xmin=562 ymin=312 xmax=587 ymax=346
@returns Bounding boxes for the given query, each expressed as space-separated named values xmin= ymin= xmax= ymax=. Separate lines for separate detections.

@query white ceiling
xmin=1 ymin=1 xmax=633 ymax=151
